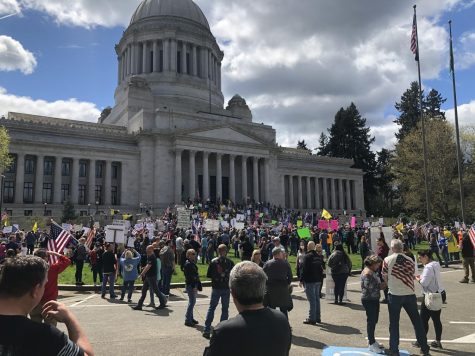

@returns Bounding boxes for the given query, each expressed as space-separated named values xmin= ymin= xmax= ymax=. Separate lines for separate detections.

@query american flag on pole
xmin=420 ymin=222 xmax=431 ymax=240
xmin=411 ymin=12 xmax=419 ymax=61
xmin=468 ymin=225 xmax=475 ymax=249
xmin=48 ymin=223 xmax=73 ymax=264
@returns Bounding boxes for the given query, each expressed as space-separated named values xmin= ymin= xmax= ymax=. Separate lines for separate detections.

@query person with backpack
xmin=202 ymin=244 xmax=235 ymax=339
xmin=328 ymin=242 xmax=352 ymax=305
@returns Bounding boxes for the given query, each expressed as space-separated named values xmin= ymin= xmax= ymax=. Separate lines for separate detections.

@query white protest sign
xmin=82 ymin=227 xmax=91 ymax=235
xmin=205 ymin=219 xmax=220 ymax=232
xmin=220 ymin=221 xmax=229 ymax=229
xmin=236 ymin=214 xmax=245 ymax=222
xmin=176 ymin=207 xmax=191 ymax=229
xmin=378 ymin=218 xmax=384 ymax=226
xmin=105 ymin=225 xmax=126 ymax=244
xmin=235 ymin=222 xmax=245 ymax=230
xmin=370 ymin=226 xmax=393 ymax=254
xmin=157 ymin=220 xmax=166 ymax=232
xmin=2 ymin=226 xmax=12 ymax=234
xmin=454 ymin=221 xmax=460 ymax=229
xmin=62 ymin=223 xmax=72 ymax=231
xmin=363 ymin=221 xmax=370 ymax=228
xmin=125 ymin=235 xmax=136 ymax=248
xmin=146 ymin=223 xmax=155 ymax=232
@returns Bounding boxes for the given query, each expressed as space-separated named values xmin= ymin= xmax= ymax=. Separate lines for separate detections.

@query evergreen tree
xmin=394 ymin=82 xmax=422 ymax=140
xmin=297 ymin=140 xmax=311 ymax=153
xmin=61 ymin=200 xmax=77 ymax=223
xmin=373 ymin=149 xmax=399 ymax=216
xmin=316 ymin=132 xmax=328 ymax=155
xmin=394 ymin=82 xmax=446 ymax=140
xmin=318 ymin=103 xmax=377 ymax=209
xmin=425 ymin=89 xmax=446 ymax=120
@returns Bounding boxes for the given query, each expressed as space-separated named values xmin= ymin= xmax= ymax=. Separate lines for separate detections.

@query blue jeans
xmin=101 ymin=273 xmax=116 ymax=297
xmin=138 ymin=277 xmax=167 ymax=307
xmin=161 ymin=266 xmax=173 ymax=295
xmin=304 ymin=282 xmax=321 ymax=322
xmin=388 ymin=294 xmax=429 ymax=353
xmin=204 ymin=289 xmax=230 ymax=332
xmin=121 ymin=280 xmax=135 ymax=300
xmin=185 ymin=285 xmax=197 ymax=323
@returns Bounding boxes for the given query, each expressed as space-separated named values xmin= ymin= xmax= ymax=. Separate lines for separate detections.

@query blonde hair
xmin=251 ymin=249 xmax=261 ymax=264
xmin=125 ymin=250 xmax=133 ymax=259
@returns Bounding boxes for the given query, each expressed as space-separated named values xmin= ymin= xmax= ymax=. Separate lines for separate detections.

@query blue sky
xmin=0 ymin=0 xmax=474 ymax=151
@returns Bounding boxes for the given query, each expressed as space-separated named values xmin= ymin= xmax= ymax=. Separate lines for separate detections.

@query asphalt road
xmin=57 ymin=265 xmax=475 ymax=356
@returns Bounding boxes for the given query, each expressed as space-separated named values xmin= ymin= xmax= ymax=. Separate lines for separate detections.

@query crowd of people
xmin=1 ymin=200 xmax=474 ymax=355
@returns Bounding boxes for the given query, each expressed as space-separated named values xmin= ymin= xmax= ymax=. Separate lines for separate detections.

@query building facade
xmin=0 ymin=0 xmax=365 ymax=221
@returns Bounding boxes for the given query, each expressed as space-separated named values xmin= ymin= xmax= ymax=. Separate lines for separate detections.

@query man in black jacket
xmin=203 ymin=244 xmax=234 ymax=339
xmin=203 ymin=261 xmax=291 ymax=356
xmin=299 ymin=241 xmax=325 ymax=324
xmin=460 ymin=232 xmax=475 ymax=283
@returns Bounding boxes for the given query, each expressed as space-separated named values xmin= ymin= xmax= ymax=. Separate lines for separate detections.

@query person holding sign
xmin=119 ymin=249 xmax=141 ymax=303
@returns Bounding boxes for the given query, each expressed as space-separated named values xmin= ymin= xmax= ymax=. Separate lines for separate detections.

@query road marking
xmin=70 ymin=300 xmax=213 ymax=308
xmin=450 ymin=321 xmax=475 ymax=324
xmin=70 ymin=294 xmax=97 ymax=307
xmin=374 ymin=335 xmax=475 ymax=344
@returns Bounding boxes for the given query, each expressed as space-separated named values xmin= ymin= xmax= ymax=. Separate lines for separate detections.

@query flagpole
xmin=449 ymin=20 xmax=466 ymax=223
xmin=414 ymin=5 xmax=432 ymax=221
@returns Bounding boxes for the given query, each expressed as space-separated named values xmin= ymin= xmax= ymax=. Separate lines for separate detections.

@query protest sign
xmin=297 ymin=220 xmax=303 ymax=227
xmin=62 ymin=223 xmax=72 ymax=232
xmin=271 ymin=220 xmax=278 ymax=225
xmin=236 ymin=214 xmax=245 ymax=222
xmin=176 ymin=208 xmax=191 ymax=229
xmin=146 ymin=223 xmax=155 ymax=232
xmin=379 ymin=218 xmax=384 ymax=226
xmin=220 ymin=221 xmax=229 ymax=229
xmin=297 ymin=228 xmax=311 ymax=240
xmin=205 ymin=219 xmax=220 ymax=232
xmin=318 ymin=220 xmax=329 ymax=230
xmin=330 ymin=220 xmax=339 ymax=231
xmin=93 ymin=221 xmax=100 ymax=229
xmin=73 ymin=224 xmax=83 ymax=232
xmin=350 ymin=216 xmax=356 ymax=228
xmin=235 ymin=222 xmax=245 ymax=230
xmin=2 ymin=226 xmax=12 ymax=234
xmin=105 ymin=225 xmax=126 ymax=244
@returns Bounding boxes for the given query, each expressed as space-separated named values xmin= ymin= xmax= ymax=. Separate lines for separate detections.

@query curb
xmin=58 ymin=260 xmax=462 ymax=292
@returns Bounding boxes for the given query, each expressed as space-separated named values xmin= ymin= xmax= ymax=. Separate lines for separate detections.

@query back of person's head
xmin=34 ymin=248 xmax=48 ymax=261
xmin=391 ymin=239 xmax=404 ymax=253
xmin=335 ymin=242 xmax=343 ymax=251
xmin=0 ymin=256 xmax=48 ymax=298
xmin=307 ymin=241 xmax=316 ymax=251
xmin=364 ymin=255 xmax=382 ymax=267
xmin=229 ymin=261 xmax=267 ymax=306
xmin=125 ymin=250 xmax=133 ymax=259
xmin=417 ymin=250 xmax=433 ymax=260
xmin=6 ymin=249 xmax=15 ymax=258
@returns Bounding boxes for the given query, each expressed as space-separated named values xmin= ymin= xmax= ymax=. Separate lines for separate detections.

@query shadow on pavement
xmin=144 ymin=307 xmax=174 ymax=317
xmin=292 ymin=335 xmax=327 ymax=349
xmin=430 ymin=348 xmax=475 ymax=356
xmin=341 ymin=303 xmax=365 ymax=311
xmin=319 ymin=323 xmax=361 ymax=335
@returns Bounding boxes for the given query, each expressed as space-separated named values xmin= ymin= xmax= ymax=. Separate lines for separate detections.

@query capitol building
xmin=1 ymin=0 xmax=364 ymax=220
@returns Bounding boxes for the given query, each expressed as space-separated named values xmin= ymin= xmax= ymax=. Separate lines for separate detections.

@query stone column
xmin=174 ymin=149 xmax=182 ymax=204
xmin=181 ymin=42 xmax=187 ymax=74
xmin=217 ymin=63 xmax=222 ymax=90
xmin=135 ymin=43 xmax=141 ymax=74
xmin=142 ymin=42 xmax=148 ymax=73
xmin=189 ymin=151 xmax=196 ymax=200
xmin=170 ymin=39 xmax=177 ymax=72
xmin=70 ymin=158 xmax=79 ymax=204
xmin=53 ymin=157 xmax=62 ymax=204
xmin=88 ymin=159 xmax=95 ymax=205
xmin=14 ymin=153 xmax=24 ymax=204
xmin=117 ymin=57 xmax=121 ymax=84
xmin=203 ymin=48 xmax=209 ymax=79
xmin=152 ymin=41 xmax=158 ymax=72
xmin=338 ymin=179 xmax=344 ymax=211
xmin=322 ymin=178 xmax=328 ymax=209
xmin=163 ymin=39 xmax=170 ymax=71
xmin=253 ymin=157 xmax=259 ymax=202
xmin=241 ymin=156 xmax=247 ymax=203
xmin=306 ymin=176 xmax=312 ymax=209
xmin=216 ymin=153 xmax=222 ymax=201
xmin=315 ymin=178 xmax=321 ymax=210
xmin=130 ymin=45 xmax=135 ymax=75
xmin=288 ymin=175 xmax=294 ymax=209
xmin=104 ymin=160 xmax=112 ymax=206
xmin=202 ymin=152 xmax=209 ymax=201
xmin=264 ymin=159 xmax=270 ymax=203
xmin=330 ymin=178 xmax=336 ymax=210
xmin=355 ymin=178 xmax=364 ymax=211
xmin=229 ymin=155 xmax=236 ymax=202
xmin=297 ymin=176 xmax=303 ymax=209
xmin=192 ymin=45 xmax=198 ymax=76
xmin=209 ymin=52 xmax=214 ymax=81
xmin=346 ymin=179 xmax=351 ymax=211
xmin=34 ymin=155 xmax=44 ymax=203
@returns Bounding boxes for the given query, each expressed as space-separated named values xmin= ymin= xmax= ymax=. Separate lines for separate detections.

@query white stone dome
xmin=130 ymin=0 xmax=210 ymax=30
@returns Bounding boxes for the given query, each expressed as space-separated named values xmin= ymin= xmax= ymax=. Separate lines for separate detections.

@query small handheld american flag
xmin=48 ymin=222 xmax=74 ymax=264
xmin=468 ymin=225 xmax=475 ymax=249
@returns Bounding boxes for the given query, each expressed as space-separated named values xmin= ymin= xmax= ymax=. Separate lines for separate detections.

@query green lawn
xmin=58 ymin=242 xmax=431 ymax=285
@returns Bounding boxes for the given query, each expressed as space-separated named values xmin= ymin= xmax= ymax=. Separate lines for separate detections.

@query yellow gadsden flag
xmin=321 ymin=209 xmax=332 ymax=220
xmin=32 ymin=222 xmax=38 ymax=233
xmin=396 ymin=223 xmax=404 ymax=232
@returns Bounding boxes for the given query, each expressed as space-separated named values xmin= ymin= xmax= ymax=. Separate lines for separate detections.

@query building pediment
xmin=183 ymin=126 xmax=264 ymax=146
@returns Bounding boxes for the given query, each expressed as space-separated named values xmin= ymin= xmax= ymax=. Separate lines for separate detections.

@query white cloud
xmin=457 ymin=31 xmax=475 ymax=70
xmin=0 ymin=0 xmax=20 ymax=16
xmin=0 ymin=87 xmax=101 ymax=122
xmin=446 ymin=100 xmax=475 ymax=126
xmin=0 ymin=35 xmax=37 ymax=74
